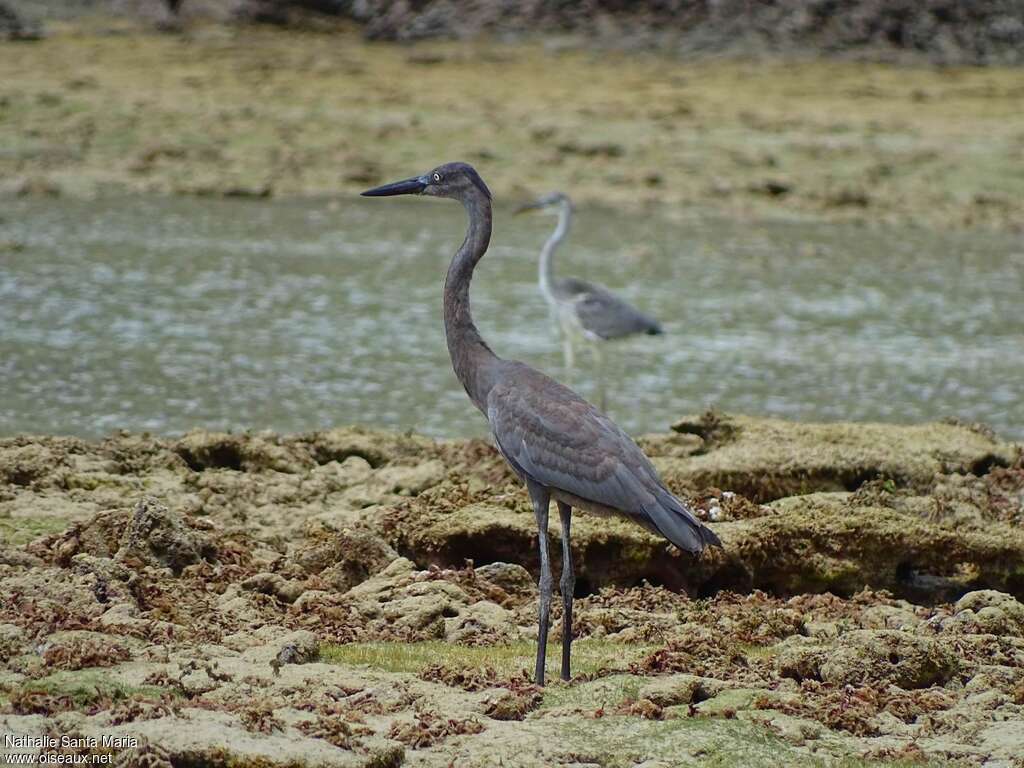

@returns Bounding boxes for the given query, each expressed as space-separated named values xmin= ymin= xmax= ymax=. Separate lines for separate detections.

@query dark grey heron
xmin=517 ymin=192 xmax=663 ymax=409
xmin=362 ymin=162 xmax=721 ymax=686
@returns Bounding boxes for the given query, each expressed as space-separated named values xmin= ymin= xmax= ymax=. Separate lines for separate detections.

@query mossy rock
xmin=695 ymin=493 xmax=1024 ymax=600
xmin=776 ymin=629 xmax=958 ymax=689
xmin=663 ymin=413 xmax=1017 ymax=502
xmin=693 ymin=687 xmax=800 ymax=716
xmin=395 ymin=490 xmax=1024 ymax=601
xmin=397 ymin=501 xmax=696 ymax=592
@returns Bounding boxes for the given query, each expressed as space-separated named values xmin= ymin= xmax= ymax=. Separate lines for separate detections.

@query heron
xmin=516 ymin=192 xmax=663 ymax=409
xmin=362 ymin=162 xmax=721 ymax=686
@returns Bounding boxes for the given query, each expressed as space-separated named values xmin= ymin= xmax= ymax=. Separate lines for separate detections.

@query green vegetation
xmin=0 ymin=514 xmax=68 ymax=546
xmin=537 ymin=672 xmax=645 ymax=710
xmin=542 ymin=714 xmax=935 ymax=768
xmin=321 ymin=639 xmax=654 ymax=679
xmin=4 ymin=669 xmax=175 ymax=710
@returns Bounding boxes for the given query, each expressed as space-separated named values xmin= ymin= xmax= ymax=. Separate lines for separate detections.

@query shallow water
xmin=1 ymin=196 xmax=1021 ymax=440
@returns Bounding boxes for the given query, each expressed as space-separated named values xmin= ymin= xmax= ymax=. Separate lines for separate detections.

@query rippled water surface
xmin=1 ymin=196 xmax=1021 ymax=439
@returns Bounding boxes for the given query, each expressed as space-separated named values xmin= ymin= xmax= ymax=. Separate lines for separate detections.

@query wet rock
xmin=776 ymin=636 xmax=825 ymax=682
xmin=701 ymin=493 xmax=1024 ymax=600
xmin=962 ymin=665 xmax=1021 ymax=697
xmin=241 ymin=572 xmax=306 ymax=604
xmin=804 ymin=621 xmax=839 ymax=639
xmin=309 ymin=456 xmax=374 ymax=493
xmin=0 ymin=443 xmax=65 ymax=487
xmin=752 ymin=179 xmax=792 ymax=197
xmin=38 ymin=508 xmax=131 ymax=565
xmin=302 ymin=426 xmax=434 ymax=468
xmin=95 ymin=602 xmax=157 ymax=634
xmin=376 ymin=581 xmax=471 ymax=639
xmin=2 ymin=424 xmax=1023 ymax=765
xmin=977 ymin=719 xmax=1024 ymax=766
xmin=69 ymin=554 xmax=136 ymax=605
xmin=556 ymin=141 xmax=625 ymax=158
xmin=274 ymin=630 xmax=319 ymax=667
xmin=222 ymin=184 xmax=273 ymax=199
xmin=39 ymin=630 xmax=133 ymax=671
xmin=778 ymin=630 xmax=958 ymax=689
xmin=98 ymin=707 xmax=372 ymax=765
xmin=395 ymin=501 xmax=702 ymax=594
xmin=824 ymin=187 xmax=870 ymax=208
xmin=444 ymin=600 xmax=516 ymax=644
xmin=481 ymin=687 xmax=542 ymax=721
xmin=0 ymin=1 xmax=43 ymax=41
xmin=951 ymin=590 xmax=1024 ymax=635
xmin=336 ymin=558 xmax=519 ymax=643
xmin=294 ymin=526 xmax=398 ymax=593
xmin=390 ymin=414 xmax=1022 ymax=600
xmin=664 ymin=412 xmax=1015 ymax=502
xmin=859 ymin=604 xmax=922 ymax=631
xmin=0 ymin=623 xmax=27 ymax=659
xmin=14 ymin=176 xmax=59 ymax=196
xmin=0 ymin=548 xmax=44 ymax=568
xmin=397 ymin=486 xmax=1024 ymax=601
xmin=344 ymin=0 xmax=1024 ymax=66
xmin=823 ymin=630 xmax=958 ymax=689
xmin=117 ymin=497 xmax=216 ymax=575
xmin=174 ymin=431 xmax=315 ymax=474
xmin=638 ymin=674 xmax=726 ymax=707
xmin=216 ymin=587 xmax=272 ymax=627
xmin=372 ymin=460 xmax=445 ymax=496
xmin=475 ymin=562 xmax=537 ymax=599
xmin=695 ymin=687 xmax=799 ymax=716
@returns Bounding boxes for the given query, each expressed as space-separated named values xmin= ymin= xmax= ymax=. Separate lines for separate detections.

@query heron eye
xmin=433 ymin=173 xmax=441 ymax=182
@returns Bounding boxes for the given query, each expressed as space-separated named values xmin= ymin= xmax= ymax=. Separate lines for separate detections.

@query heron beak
xmin=514 ymin=201 xmax=543 ymax=215
xmin=361 ymin=175 xmax=428 ymax=197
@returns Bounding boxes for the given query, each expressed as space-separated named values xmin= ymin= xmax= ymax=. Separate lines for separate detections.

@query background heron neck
xmin=444 ymin=193 xmax=499 ymax=413
xmin=539 ymin=204 xmax=570 ymax=306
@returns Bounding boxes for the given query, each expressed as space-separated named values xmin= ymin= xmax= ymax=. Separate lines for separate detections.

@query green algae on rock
xmin=667 ymin=412 xmax=1018 ymax=502
xmin=2 ymin=417 xmax=1024 ymax=765
xmin=700 ymin=493 xmax=1024 ymax=600
xmin=389 ymin=415 xmax=1022 ymax=600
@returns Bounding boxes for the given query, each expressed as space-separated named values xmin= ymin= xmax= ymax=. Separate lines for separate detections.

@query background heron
xmin=517 ymin=192 xmax=663 ymax=409
xmin=362 ymin=163 xmax=721 ymax=686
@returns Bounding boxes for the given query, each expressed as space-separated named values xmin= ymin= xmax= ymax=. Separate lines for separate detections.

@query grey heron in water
xmin=362 ymin=163 xmax=721 ymax=686
xmin=517 ymin=192 xmax=663 ymax=409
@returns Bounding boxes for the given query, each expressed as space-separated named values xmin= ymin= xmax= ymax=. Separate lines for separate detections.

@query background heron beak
xmin=514 ymin=201 xmax=543 ymax=215
xmin=361 ymin=176 xmax=427 ymax=196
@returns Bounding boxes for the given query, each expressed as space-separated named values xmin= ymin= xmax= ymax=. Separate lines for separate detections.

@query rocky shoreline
xmin=343 ymin=0 xmax=1024 ymax=66
xmin=2 ymin=414 xmax=1022 ymax=765
xmin=9 ymin=1 xmax=1024 ymax=66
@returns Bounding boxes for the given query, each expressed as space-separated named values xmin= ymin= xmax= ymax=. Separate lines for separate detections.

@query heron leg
xmin=528 ymin=482 xmax=552 ymax=686
xmin=562 ymin=336 xmax=575 ymax=382
xmin=557 ymin=501 xmax=574 ymax=681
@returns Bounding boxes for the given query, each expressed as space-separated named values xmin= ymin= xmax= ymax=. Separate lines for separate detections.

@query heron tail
xmin=646 ymin=490 xmax=722 ymax=553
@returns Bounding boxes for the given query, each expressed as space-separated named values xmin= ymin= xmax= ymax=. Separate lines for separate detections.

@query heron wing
xmin=554 ymin=278 xmax=662 ymax=339
xmin=486 ymin=362 xmax=718 ymax=553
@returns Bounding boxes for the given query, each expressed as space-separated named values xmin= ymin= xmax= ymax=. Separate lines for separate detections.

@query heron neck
xmin=444 ymin=192 xmax=500 ymax=414
xmin=538 ymin=204 xmax=569 ymax=306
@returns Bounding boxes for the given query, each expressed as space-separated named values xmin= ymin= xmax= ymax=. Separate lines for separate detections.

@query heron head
xmin=361 ymin=162 xmax=492 ymax=203
xmin=514 ymin=192 xmax=572 ymax=216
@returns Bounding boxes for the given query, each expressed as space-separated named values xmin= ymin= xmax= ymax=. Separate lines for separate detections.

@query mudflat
xmin=2 ymin=22 xmax=1023 ymax=229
